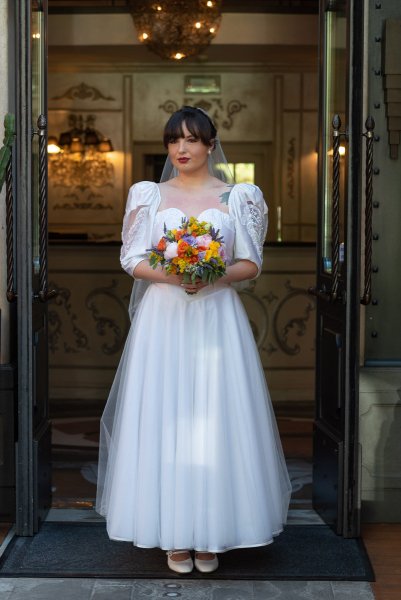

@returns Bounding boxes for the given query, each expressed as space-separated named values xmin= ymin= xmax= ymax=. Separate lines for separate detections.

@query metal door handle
xmin=1 ymin=114 xmax=17 ymax=302
xmin=308 ymin=285 xmax=331 ymax=302
xmin=360 ymin=116 xmax=375 ymax=305
xmin=330 ymin=114 xmax=343 ymax=302
xmin=308 ymin=115 xmax=346 ymax=304
xmin=36 ymin=114 xmax=57 ymax=303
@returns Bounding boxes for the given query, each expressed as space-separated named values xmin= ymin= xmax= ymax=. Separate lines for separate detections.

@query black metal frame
xmin=343 ymin=0 xmax=364 ymax=537
xmin=313 ymin=0 xmax=364 ymax=538
xmin=48 ymin=0 xmax=319 ymax=15
xmin=15 ymin=0 xmax=34 ymax=538
xmin=15 ymin=0 xmax=50 ymax=536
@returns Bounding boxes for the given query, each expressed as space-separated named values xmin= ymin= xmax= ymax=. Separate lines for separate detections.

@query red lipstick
xmin=178 ymin=158 xmax=190 ymax=164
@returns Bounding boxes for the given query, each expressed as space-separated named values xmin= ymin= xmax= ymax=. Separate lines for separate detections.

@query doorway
xmin=2 ymin=0 xmax=368 ymax=544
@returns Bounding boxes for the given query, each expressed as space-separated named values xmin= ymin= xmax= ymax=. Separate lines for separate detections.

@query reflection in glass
xmin=215 ymin=162 xmax=255 ymax=184
xmin=31 ymin=5 xmax=45 ymax=276
xmin=322 ymin=6 xmax=347 ymax=273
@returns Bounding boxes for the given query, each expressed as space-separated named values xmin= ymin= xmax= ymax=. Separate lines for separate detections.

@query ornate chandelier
xmin=131 ymin=0 xmax=223 ymax=61
xmin=48 ymin=114 xmax=114 ymax=192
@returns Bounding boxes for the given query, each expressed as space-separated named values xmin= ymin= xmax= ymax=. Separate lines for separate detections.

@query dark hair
xmin=163 ymin=106 xmax=217 ymax=149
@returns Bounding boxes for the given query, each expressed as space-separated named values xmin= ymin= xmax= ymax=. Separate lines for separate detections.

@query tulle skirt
xmin=95 ymin=281 xmax=292 ymax=552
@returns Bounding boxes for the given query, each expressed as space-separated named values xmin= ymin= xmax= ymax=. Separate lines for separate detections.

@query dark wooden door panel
xmin=313 ymin=422 xmax=344 ymax=531
xmin=318 ymin=316 xmax=343 ymax=430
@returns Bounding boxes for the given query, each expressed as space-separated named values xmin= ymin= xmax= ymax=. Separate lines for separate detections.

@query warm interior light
xmin=132 ymin=0 xmax=222 ymax=61
xmin=48 ymin=114 xmax=115 ymax=192
xmin=98 ymin=138 xmax=114 ymax=153
xmin=70 ymin=137 xmax=84 ymax=153
xmin=48 ymin=144 xmax=61 ymax=154
xmin=328 ymin=145 xmax=346 ymax=157
xmin=32 ymin=32 xmax=41 ymax=39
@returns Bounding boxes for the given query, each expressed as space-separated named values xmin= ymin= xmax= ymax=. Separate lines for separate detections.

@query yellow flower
xmin=204 ymin=241 xmax=219 ymax=261
xmin=177 ymin=258 xmax=187 ymax=272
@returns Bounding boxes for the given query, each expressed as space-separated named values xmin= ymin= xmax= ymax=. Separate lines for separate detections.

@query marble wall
xmin=360 ymin=368 xmax=401 ymax=522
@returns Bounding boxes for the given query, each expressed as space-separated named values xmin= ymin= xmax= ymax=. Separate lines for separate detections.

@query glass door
xmin=321 ymin=3 xmax=347 ymax=278
xmin=15 ymin=0 xmax=52 ymax=535
xmin=311 ymin=0 xmax=364 ymax=537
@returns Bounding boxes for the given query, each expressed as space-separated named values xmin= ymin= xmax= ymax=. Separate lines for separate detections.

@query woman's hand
xmin=177 ymin=275 xmax=209 ymax=295
xmin=132 ymin=262 xmax=208 ymax=294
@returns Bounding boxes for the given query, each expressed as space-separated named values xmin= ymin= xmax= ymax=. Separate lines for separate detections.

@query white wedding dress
xmin=95 ymin=181 xmax=292 ymax=552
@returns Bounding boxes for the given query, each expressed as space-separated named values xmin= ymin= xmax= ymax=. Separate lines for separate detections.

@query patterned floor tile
xmin=0 ymin=579 xmax=15 ymax=600
xmin=330 ymin=581 xmax=375 ymax=599
xmin=253 ymin=580 xmax=335 ymax=599
xmin=91 ymin=579 xmax=134 ymax=599
xmin=131 ymin=579 xmax=213 ymax=599
xmin=8 ymin=578 xmax=94 ymax=600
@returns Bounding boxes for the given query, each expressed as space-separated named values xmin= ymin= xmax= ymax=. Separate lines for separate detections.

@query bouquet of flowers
xmin=147 ymin=216 xmax=226 ymax=284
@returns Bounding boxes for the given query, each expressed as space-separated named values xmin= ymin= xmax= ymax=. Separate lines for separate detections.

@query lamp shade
xmin=70 ymin=137 xmax=85 ymax=153
xmin=98 ymin=138 xmax=114 ymax=153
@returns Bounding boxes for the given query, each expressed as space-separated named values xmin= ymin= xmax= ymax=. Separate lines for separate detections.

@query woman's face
xmin=167 ymin=121 xmax=212 ymax=175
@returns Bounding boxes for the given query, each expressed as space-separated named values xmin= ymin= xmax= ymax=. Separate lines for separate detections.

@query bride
xmin=95 ymin=106 xmax=292 ymax=574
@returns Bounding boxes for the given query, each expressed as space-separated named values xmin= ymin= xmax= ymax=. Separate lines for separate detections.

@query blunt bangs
xmin=163 ymin=107 xmax=216 ymax=148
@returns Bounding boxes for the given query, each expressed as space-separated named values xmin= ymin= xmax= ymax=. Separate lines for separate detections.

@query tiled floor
xmin=0 ymin=418 xmax=376 ymax=599
xmin=0 ymin=578 xmax=375 ymax=600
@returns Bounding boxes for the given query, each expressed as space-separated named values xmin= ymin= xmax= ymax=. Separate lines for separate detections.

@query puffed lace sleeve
xmin=229 ymin=183 xmax=268 ymax=278
xmin=120 ymin=181 xmax=158 ymax=277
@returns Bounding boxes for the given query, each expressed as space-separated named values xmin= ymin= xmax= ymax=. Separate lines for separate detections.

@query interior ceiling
xmin=48 ymin=0 xmax=319 ymax=14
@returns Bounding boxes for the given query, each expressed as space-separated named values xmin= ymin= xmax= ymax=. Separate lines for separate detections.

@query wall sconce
xmin=48 ymin=114 xmax=115 ymax=192
xmin=48 ymin=114 xmax=113 ymax=155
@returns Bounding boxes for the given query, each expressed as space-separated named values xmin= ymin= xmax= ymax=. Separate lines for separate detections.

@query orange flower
xmin=178 ymin=241 xmax=189 ymax=256
xmin=157 ymin=238 xmax=167 ymax=251
xmin=175 ymin=230 xmax=183 ymax=241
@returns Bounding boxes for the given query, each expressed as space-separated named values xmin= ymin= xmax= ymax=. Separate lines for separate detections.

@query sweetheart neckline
xmin=155 ymin=207 xmax=233 ymax=221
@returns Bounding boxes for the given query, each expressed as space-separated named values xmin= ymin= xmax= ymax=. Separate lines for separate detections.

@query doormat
xmin=0 ymin=522 xmax=374 ymax=581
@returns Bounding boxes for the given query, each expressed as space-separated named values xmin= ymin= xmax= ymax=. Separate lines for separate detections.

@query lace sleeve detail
xmin=120 ymin=206 xmax=149 ymax=275
xmin=231 ymin=184 xmax=268 ymax=278
xmin=119 ymin=182 xmax=157 ymax=277
xmin=238 ymin=198 xmax=267 ymax=259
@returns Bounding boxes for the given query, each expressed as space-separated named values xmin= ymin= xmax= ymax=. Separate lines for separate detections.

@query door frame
xmin=313 ymin=0 xmax=364 ymax=538
xmin=15 ymin=0 xmax=50 ymax=536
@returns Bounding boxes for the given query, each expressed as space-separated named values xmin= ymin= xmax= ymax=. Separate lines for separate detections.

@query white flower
xmin=164 ymin=242 xmax=178 ymax=260
xmin=196 ymin=234 xmax=212 ymax=247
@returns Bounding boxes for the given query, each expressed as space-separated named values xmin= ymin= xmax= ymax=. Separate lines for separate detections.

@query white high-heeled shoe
xmin=194 ymin=551 xmax=219 ymax=573
xmin=166 ymin=550 xmax=194 ymax=574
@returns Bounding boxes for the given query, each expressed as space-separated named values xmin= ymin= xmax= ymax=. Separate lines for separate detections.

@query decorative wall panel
xmin=275 ymin=73 xmax=318 ymax=242
xmin=48 ymin=74 xmax=133 ymax=241
xmin=48 ymin=244 xmax=316 ymax=416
